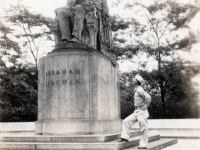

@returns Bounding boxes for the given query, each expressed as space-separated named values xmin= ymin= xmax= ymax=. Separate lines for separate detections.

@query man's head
xmin=133 ymin=74 xmax=144 ymax=86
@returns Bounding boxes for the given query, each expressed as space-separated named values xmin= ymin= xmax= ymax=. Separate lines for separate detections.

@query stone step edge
xmin=161 ymin=136 xmax=200 ymax=139
xmin=126 ymin=138 xmax=177 ymax=150
xmin=0 ymin=131 xmax=141 ymax=143
xmin=0 ymin=130 xmax=141 ymax=138
xmin=0 ymin=135 xmax=160 ymax=150
xmin=122 ymin=134 xmax=160 ymax=149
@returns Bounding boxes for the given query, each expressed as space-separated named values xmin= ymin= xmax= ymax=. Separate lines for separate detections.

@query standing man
xmin=118 ymin=75 xmax=151 ymax=149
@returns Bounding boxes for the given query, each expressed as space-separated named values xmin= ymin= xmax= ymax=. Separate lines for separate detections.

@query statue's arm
xmin=55 ymin=0 xmax=76 ymax=15
xmin=65 ymin=0 xmax=77 ymax=8
xmin=102 ymin=0 xmax=110 ymax=27
xmin=102 ymin=0 xmax=109 ymax=16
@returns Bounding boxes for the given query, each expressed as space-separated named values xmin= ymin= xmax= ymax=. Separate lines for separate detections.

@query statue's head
xmin=76 ymin=0 xmax=85 ymax=5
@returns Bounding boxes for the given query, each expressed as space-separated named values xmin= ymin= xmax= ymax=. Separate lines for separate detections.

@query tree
xmin=0 ymin=64 xmax=37 ymax=122
xmin=138 ymin=0 xmax=199 ymax=117
xmin=119 ymin=72 xmax=135 ymax=119
xmin=0 ymin=4 xmax=54 ymax=121
xmin=110 ymin=0 xmax=200 ymax=118
xmin=119 ymin=60 xmax=199 ymax=119
xmin=0 ymin=21 xmax=19 ymax=121
xmin=0 ymin=15 xmax=38 ymax=122
xmin=5 ymin=4 xmax=53 ymax=68
xmin=0 ymin=21 xmax=21 ymax=65
xmin=162 ymin=61 xmax=199 ymax=118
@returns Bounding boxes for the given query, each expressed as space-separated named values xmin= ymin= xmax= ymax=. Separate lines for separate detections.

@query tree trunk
xmin=158 ymin=48 xmax=166 ymax=118
xmin=160 ymin=78 xmax=166 ymax=117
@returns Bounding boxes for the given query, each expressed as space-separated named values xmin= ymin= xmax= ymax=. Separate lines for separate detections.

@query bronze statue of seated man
xmin=52 ymin=0 xmax=112 ymax=51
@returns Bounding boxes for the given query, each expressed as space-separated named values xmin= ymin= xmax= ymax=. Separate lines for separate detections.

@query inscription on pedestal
xmin=45 ymin=69 xmax=81 ymax=87
xmin=46 ymin=69 xmax=80 ymax=76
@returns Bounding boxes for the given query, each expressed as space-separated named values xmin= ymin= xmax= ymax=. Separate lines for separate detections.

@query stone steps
xmin=126 ymin=138 xmax=177 ymax=150
xmin=0 ymin=131 xmax=141 ymax=143
xmin=119 ymin=134 xmax=160 ymax=149
xmin=0 ymin=134 xmax=159 ymax=150
xmin=0 ymin=130 xmax=178 ymax=150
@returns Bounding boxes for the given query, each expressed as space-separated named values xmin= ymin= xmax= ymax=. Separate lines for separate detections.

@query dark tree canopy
xmin=0 ymin=64 xmax=37 ymax=122
xmin=120 ymin=61 xmax=199 ymax=119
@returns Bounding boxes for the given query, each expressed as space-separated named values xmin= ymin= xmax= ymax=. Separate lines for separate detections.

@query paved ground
xmin=162 ymin=139 xmax=200 ymax=150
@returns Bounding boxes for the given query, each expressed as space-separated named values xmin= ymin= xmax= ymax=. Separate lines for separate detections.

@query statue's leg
xmin=51 ymin=19 xmax=61 ymax=44
xmin=72 ymin=5 xmax=85 ymax=41
xmin=86 ymin=12 xmax=98 ymax=49
xmin=57 ymin=9 xmax=73 ymax=41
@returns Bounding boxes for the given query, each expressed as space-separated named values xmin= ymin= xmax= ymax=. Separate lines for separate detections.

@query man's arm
xmin=139 ymin=88 xmax=151 ymax=110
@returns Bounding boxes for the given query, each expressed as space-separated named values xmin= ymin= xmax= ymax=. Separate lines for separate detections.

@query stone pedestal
xmin=35 ymin=45 xmax=121 ymax=135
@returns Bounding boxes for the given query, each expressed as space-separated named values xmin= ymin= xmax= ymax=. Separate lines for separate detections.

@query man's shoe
xmin=117 ymin=138 xmax=128 ymax=142
xmin=138 ymin=146 xmax=147 ymax=149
